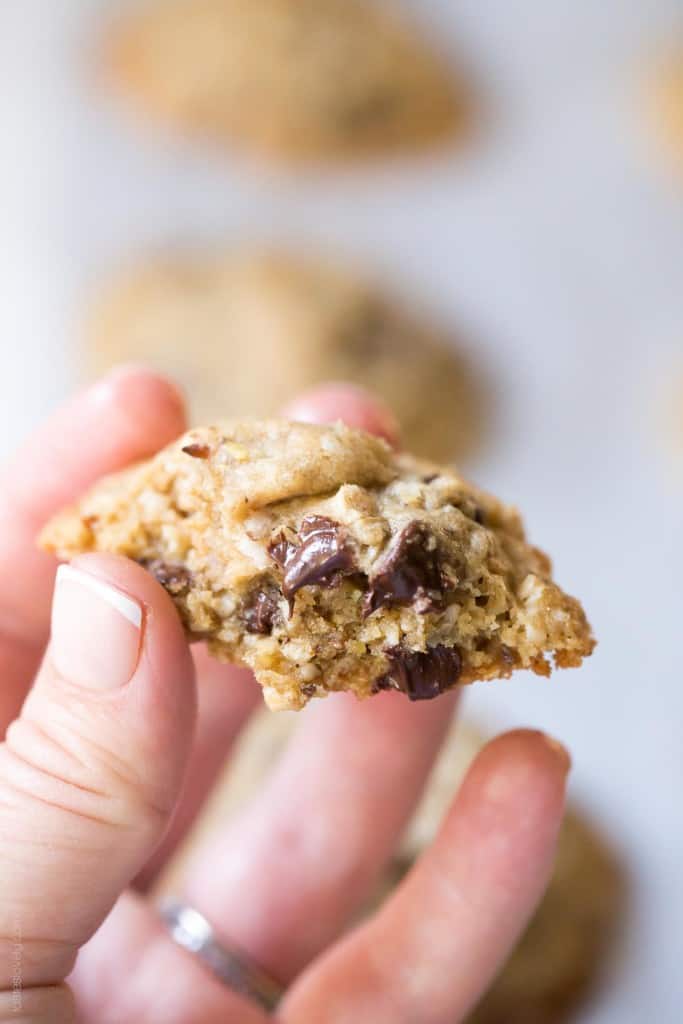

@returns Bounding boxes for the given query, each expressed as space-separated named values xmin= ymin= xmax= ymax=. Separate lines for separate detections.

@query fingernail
xmin=283 ymin=383 xmax=400 ymax=447
xmin=539 ymin=732 xmax=572 ymax=775
xmin=90 ymin=364 xmax=187 ymax=417
xmin=51 ymin=565 xmax=143 ymax=690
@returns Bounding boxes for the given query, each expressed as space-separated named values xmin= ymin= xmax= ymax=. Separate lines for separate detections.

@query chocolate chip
xmin=243 ymin=587 xmax=280 ymax=635
xmin=268 ymin=533 xmax=296 ymax=569
xmin=182 ymin=443 xmax=211 ymax=459
xmin=301 ymin=683 xmax=317 ymax=698
xmin=269 ymin=516 xmax=358 ymax=601
xmin=374 ymin=645 xmax=462 ymax=701
xmin=499 ymin=644 xmax=518 ymax=669
xmin=365 ymin=522 xmax=448 ymax=616
xmin=143 ymin=559 xmax=193 ymax=597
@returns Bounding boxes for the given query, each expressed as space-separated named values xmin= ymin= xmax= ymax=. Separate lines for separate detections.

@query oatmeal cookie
xmin=87 ymin=250 xmax=482 ymax=462
xmin=40 ymin=419 xmax=594 ymax=710
xmin=105 ymin=0 xmax=465 ymax=162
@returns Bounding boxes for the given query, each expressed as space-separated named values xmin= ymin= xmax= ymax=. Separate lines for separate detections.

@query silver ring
xmin=159 ymin=901 xmax=282 ymax=1012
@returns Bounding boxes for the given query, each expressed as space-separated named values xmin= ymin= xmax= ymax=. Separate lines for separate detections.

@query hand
xmin=0 ymin=369 xmax=570 ymax=1023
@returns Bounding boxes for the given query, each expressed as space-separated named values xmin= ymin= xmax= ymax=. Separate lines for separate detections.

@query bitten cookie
xmin=40 ymin=419 xmax=594 ymax=711
xmin=167 ymin=712 xmax=624 ymax=1024
xmin=105 ymin=0 xmax=465 ymax=162
xmin=87 ymin=250 xmax=482 ymax=462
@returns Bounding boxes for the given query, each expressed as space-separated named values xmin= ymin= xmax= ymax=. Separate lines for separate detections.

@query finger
xmin=135 ymin=651 xmax=261 ymax=890
xmin=282 ymin=730 xmax=571 ymax=1024
xmin=136 ymin=382 xmax=401 ymax=889
xmin=0 ymin=554 xmax=196 ymax=999
xmin=71 ymin=893 xmax=267 ymax=1024
xmin=182 ymin=689 xmax=457 ymax=984
xmin=282 ymin=382 xmax=400 ymax=447
xmin=0 ymin=366 xmax=186 ymax=728
xmin=0 ymin=985 xmax=75 ymax=1024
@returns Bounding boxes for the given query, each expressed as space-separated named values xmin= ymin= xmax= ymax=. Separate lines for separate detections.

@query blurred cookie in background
xmin=649 ymin=54 xmax=683 ymax=163
xmin=103 ymin=0 xmax=467 ymax=164
xmin=87 ymin=249 xmax=485 ymax=462
xmin=163 ymin=712 xmax=625 ymax=1024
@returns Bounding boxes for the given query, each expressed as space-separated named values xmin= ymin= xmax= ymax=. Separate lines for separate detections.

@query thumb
xmin=0 ymin=555 xmax=196 ymax=999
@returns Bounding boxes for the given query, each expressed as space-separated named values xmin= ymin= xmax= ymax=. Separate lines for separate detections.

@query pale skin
xmin=0 ymin=368 xmax=571 ymax=1023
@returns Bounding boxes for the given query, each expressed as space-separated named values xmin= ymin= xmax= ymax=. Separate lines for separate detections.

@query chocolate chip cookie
xmin=87 ymin=250 xmax=482 ymax=462
xmin=172 ymin=713 xmax=624 ymax=1024
xmin=40 ymin=419 xmax=594 ymax=710
xmin=105 ymin=0 xmax=465 ymax=162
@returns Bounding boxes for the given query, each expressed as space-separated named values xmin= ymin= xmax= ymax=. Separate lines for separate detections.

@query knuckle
xmin=0 ymin=982 xmax=76 ymax=1022
xmin=0 ymin=715 xmax=171 ymax=840
xmin=0 ymin=934 xmax=77 ymax=995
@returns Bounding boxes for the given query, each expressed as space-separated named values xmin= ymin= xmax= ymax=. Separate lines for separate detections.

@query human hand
xmin=0 ymin=369 xmax=570 ymax=1023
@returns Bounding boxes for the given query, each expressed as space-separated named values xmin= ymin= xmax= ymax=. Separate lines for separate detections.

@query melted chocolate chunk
xmin=268 ymin=532 xmax=296 ymax=568
xmin=243 ymin=587 xmax=280 ymax=635
xmin=269 ymin=516 xmax=357 ymax=601
xmin=365 ymin=522 xmax=448 ymax=616
xmin=284 ymin=517 xmax=357 ymax=597
xmin=374 ymin=645 xmax=462 ymax=701
xmin=182 ymin=443 xmax=211 ymax=459
xmin=143 ymin=559 xmax=193 ymax=597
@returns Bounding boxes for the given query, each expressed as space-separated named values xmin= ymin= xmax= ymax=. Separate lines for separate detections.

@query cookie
xmin=105 ymin=0 xmax=465 ymax=162
xmin=87 ymin=250 xmax=482 ymax=462
xmin=170 ymin=712 xmax=624 ymax=1024
xmin=40 ymin=419 xmax=594 ymax=711
xmin=651 ymin=57 xmax=683 ymax=160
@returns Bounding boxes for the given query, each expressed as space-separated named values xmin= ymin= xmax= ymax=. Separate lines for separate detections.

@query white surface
xmin=2 ymin=1 xmax=683 ymax=1019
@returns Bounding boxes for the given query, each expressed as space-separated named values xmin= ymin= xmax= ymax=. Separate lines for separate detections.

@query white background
xmin=1 ymin=2 xmax=683 ymax=1019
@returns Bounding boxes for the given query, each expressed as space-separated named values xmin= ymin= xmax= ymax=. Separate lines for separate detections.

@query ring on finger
xmin=159 ymin=900 xmax=283 ymax=1012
